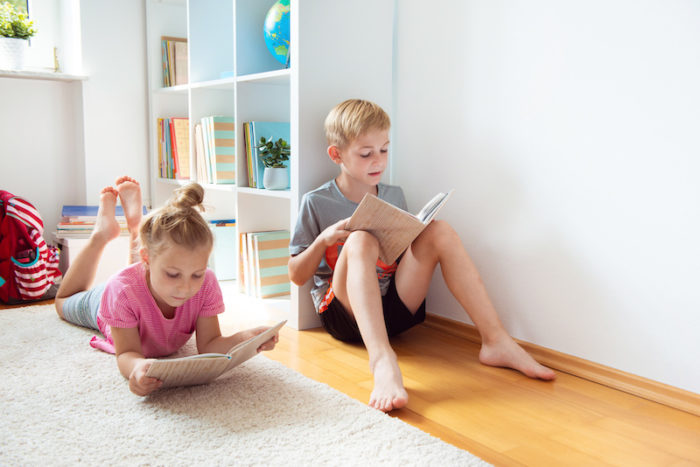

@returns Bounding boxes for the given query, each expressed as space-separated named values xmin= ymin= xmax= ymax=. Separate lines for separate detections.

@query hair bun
xmin=171 ymin=183 xmax=206 ymax=212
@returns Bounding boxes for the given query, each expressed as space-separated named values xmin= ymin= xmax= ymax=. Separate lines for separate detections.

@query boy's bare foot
xmin=369 ymin=353 xmax=408 ymax=412
xmin=92 ymin=187 xmax=121 ymax=243
xmin=479 ymin=334 xmax=556 ymax=380
xmin=115 ymin=176 xmax=143 ymax=235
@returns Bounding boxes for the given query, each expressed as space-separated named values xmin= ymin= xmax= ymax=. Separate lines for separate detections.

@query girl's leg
xmin=54 ymin=186 xmax=121 ymax=319
xmin=115 ymin=176 xmax=143 ymax=264
xmin=332 ymin=231 xmax=408 ymax=412
xmin=396 ymin=220 xmax=556 ymax=380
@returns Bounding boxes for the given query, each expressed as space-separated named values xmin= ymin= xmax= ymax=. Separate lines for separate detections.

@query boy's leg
xmin=115 ymin=176 xmax=143 ymax=264
xmin=396 ymin=220 xmax=556 ymax=380
xmin=54 ymin=186 xmax=121 ymax=319
xmin=331 ymin=231 xmax=408 ymax=412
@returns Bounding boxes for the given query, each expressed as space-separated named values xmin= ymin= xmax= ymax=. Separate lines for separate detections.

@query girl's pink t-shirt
xmin=89 ymin=262 xmax=224 ymax=358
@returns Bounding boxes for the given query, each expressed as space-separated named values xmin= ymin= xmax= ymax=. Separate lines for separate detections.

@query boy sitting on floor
xmin=289 ymin=99 xmax=555 ymax=412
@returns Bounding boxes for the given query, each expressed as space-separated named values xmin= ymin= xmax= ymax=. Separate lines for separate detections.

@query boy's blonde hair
xmin=324 ymin=99 xmax=391 ymax=148
xmin=139 ymin=183 xmax=213 ymax=258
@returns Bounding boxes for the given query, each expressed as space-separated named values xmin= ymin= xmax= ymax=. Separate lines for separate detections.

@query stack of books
xmin=238 ymin=230 xmax=290 ymax=298
xmin=194 ymin=116 xmax=235 ymax=185
xmin=243 ymin=121 xmax=290 ymax=188
xmin=55 ymin=205 xmax=147 ymax=239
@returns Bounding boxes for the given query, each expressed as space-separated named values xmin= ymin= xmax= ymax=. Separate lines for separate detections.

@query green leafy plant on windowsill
xmin=257 ymin=136 xmax=291 ymax=168
xmin=0 ymin=1 xmax=36 ymax=39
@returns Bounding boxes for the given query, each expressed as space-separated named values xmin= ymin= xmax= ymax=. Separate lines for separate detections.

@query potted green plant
xmin=0 ymin=1 xmax=37 ymax=70
xmin=257 ymin=136 xmax=290 ymax=190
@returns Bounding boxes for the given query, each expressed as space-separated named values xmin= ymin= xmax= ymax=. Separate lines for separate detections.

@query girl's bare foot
xmin=115 ymin=176 xmax=143 ymax=235
xmin=369 ymin=353 xmax=408 ymax=412
xmin=479 ymin=334 xmax=556 ymax=380
xmin=92 ymin=187 xmax=121 ymax=243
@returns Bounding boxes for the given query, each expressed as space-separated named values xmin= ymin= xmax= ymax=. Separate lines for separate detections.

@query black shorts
xmin=319 ymin=276 xmax=426 ymax=343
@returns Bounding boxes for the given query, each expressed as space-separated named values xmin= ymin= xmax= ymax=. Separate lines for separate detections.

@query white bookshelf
xmin=145 ymin=0 xmax=394 ymax=329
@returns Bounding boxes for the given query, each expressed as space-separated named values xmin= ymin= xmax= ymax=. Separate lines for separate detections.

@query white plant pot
xmin=262 ymin=167 xmax=289 ymax=190
xmin=0 ymin=37 xmax=28 ymax=70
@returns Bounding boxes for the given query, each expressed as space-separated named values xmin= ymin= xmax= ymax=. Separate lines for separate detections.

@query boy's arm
xmin=111 ymin=326 xmax=162 ymax=396
xmin=289 ymin=217 xmax=351 ymax=286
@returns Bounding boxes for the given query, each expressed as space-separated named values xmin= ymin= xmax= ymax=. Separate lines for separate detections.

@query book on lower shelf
xmin=55 ymin=205 xmax=148 ymax=239
xmin=243 ymin=121 xmax=290 ymax=188
xmin=195 ymin=116 xmax=235 ymax=185
xmin=345 ymin=190 xmax=454 ymax=264
xmin=238 ymin=230 xmax=290 ymax=298
xmin=208 ymin=219 xmax=236 ymax=281
xmin=145 ymin=320 xmax=286 ymax=389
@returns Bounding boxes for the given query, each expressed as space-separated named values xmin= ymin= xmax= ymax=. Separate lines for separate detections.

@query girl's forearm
xmin=116 ymin=351 xmax=147 ymax=380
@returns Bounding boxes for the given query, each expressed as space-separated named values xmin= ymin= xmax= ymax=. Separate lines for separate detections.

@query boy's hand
xmin=128 ymin=359 xmax=162 ymax=396
xmin=319 ymin=217 xmax=351 ymax=247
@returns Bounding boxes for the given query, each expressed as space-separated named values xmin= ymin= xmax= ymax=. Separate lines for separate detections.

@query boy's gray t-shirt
xmin=290 ymin=179 xmax=407 ymax=313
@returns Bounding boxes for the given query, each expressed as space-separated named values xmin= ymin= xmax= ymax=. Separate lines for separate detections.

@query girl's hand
xmin=319 ymin=217 xmax=351 ymax=247
xmin=243 ymin=326 xmax=280 ymax=352
xmin=128 ymin=359 xmax=162 ymax=396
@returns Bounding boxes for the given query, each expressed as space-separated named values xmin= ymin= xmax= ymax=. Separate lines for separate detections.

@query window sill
xmin=0 ymin=69 xmax=88 ymax=82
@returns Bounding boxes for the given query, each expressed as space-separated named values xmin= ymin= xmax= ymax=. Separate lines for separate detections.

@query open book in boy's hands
xmin=145 ymin=320 xmax=286 ymax=389
xmin=346 ymin=190 xmax=454 ymax=264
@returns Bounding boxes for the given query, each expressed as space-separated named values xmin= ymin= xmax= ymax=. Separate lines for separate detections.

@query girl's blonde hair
xmin=139 ymin=183 xmax=212 ymax=258
xmin=324 ymin=99 xmax=391 ymax=149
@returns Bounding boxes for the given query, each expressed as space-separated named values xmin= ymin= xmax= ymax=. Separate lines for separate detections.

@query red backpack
xmin=0 ymin=190 xmax=62 ymax=304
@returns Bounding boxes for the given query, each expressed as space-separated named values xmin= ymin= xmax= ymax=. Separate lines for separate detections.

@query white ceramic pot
xmin=262 ymin=167 xmax=289 ymax=190
xmin=0 ymin=37 xmax=28 ymax=70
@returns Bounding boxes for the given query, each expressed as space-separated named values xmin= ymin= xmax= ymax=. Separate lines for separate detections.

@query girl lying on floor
xmin=55 ymin=176 xmax=278 ymax=396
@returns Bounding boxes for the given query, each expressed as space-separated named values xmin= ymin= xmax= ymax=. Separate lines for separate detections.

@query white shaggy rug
xmin=0 ymin=305 xmax=488 ymax=466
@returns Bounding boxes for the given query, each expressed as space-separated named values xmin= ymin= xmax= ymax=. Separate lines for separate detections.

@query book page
xmin=225 ymin=320 xmax=287 ymax=369
xmin=416 ymin=189 xmax=454 ymax=224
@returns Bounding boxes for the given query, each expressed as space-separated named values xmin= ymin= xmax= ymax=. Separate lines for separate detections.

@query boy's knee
xmin=423 ymin=220 xmax=459 ymax=247
xmin=345 ymin=230 xmax=380 ymax=256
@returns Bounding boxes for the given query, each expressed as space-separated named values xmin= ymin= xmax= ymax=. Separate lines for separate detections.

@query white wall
xmin=79 ymin=0 xmax=150 ymax=205
xmin=0 ymin=78 xmax=86 ymax=233
xmin=393 ymin=0 xmax=700 ymax=394
xmin=0 ymin=0 xmax=150 ymax=236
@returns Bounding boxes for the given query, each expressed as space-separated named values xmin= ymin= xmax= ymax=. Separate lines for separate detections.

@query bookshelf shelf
xmin=237 ymin=69 xmax=290 ymax=85
xmin=146 ymin=0 xmax=393 ymax=330
xmin=237 ymin=187 xmax=291 ymax=199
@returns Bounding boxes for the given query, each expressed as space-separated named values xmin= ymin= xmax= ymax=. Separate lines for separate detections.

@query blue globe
xmin=263 ymin=0 xmax=290 ymax=66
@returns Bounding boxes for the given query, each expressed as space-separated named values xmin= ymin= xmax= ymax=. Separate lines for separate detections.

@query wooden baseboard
xmin=424 ymin=313 xmax=700 ymax=417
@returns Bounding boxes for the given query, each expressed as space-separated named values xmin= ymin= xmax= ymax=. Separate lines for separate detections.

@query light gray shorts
xmin=61 ymin=283 xmax=106 ymax=331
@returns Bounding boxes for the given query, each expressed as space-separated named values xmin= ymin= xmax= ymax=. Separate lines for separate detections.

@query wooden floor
xmin=8 ymin=295 xmax=699 ymax=466
xmin=261 ymin=322 xmax=700 ymax=466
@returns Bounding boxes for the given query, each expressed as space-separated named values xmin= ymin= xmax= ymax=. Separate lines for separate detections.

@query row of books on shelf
xmin=157 ymin=118 xmax=291 ymax=190
xmin=238 ymin=230 xmax=290 ymax=299
xmin=162 ymin=36 xmax=188 ymax=87
xmin=158 ymin=116 xmax=236 ymax=184
xmin=55 ymin=205 xmax=148 ymax=239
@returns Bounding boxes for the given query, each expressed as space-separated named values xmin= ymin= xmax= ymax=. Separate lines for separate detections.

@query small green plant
xmin=0 ymin=2 xmax=36 ymax=39
xmin=257 ymin=136 xmax=290 ymax=168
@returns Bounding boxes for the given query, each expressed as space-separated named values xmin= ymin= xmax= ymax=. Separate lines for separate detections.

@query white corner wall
xmin=393 ymin=0 xmax=700 ymax=394
xmin=79 ymin=0 xmax=150 ymax=205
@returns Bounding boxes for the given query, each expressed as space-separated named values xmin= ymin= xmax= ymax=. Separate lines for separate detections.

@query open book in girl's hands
xmin=346 ymin=190 xmax=454 ymax=264
xmin=145 ymin=320 xmax=286 ymax=389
